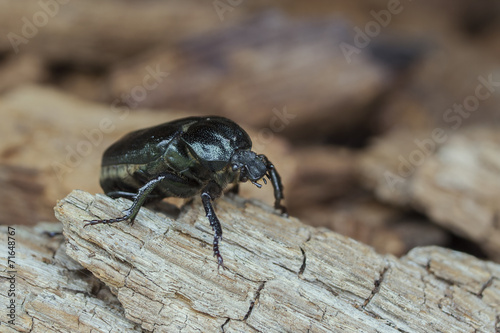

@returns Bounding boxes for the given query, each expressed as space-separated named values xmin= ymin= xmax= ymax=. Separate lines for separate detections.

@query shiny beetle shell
xmin=85 ymin=116 xmax=287 ymax=269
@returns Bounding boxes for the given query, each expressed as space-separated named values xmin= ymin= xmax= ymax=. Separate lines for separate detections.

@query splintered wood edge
xmin=0 ymin=222 xmax=141 ymax=333
xmin=15 ymin=189 xmax=497 ymax=332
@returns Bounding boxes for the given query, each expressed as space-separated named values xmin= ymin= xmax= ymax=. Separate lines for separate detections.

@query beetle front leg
xmin=84 ymin=174 xmax=167 ymax=227
xmin=200 ymin=181 xmax=225 ymax=270
xmin=260 ymin=155 xmax=288 ymax=217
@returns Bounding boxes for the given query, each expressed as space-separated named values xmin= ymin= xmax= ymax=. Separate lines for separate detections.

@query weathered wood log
xmin=2 ymin=190 xmax=499 ymax=332
xmin=0 ymin=223 xmax=140 ymax=332
xmin=39 ymin=190 xmax=499 ymax=332
xmin=359 ymin=127 xmax=500 ymax=260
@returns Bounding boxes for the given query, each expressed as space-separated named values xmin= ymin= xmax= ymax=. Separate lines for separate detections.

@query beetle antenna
xmin=251 ymin=180 xmax=262 ymax=188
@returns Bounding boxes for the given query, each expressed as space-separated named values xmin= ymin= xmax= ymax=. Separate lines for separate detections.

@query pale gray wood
xmin=0 ymin=223 xmax=140 ymax=332
xmin=45 ymin=190 xmax=498 ymax=333
xmin=359 ymin=127 xmax=500 ymax=260
xmin=1 ymin=190 xmax=498 ymax=332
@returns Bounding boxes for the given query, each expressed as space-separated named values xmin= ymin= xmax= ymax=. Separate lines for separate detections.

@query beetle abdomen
xmin=100 ymin=164 xmax=145 ymax=194
xmin=100 ymin=163 xmax=202 ymax=199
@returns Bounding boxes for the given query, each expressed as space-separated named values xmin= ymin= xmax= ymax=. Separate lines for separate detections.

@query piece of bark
xmin=47 ymin=189 xmax=499 ymax=332
xmin=359 ymin=126 xmax=500 ymax=260
xmin=412 ymin=128 xmax=500 ymax=260
xmin=0 ymin=223 xmax=140 ymax=332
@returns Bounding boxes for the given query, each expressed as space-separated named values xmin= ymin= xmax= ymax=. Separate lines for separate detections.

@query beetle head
xmin=230 ymin=150 xmax=267 ymax=186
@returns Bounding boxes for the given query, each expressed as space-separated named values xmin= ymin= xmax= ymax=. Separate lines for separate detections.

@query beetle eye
xmin=232 ymin=164 xmax=238 ymax=171
xmin=241 ymin=176 xmax=248 ymax=182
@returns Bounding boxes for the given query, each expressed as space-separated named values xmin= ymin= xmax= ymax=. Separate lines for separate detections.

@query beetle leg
xmin=106 ymin=191 xmax=162 ymax=204
xmin=43 ymin=231 xmax=63 ymax=237
xmin=260 ymin=155 xmax=288 ymax=217
xmin=105 ymin=191 xmax=136 ymax=199
xmin=200 ymin=181 xmax=225 ymax=270
xmin=84 ymin=174 xmax=167 ymax=227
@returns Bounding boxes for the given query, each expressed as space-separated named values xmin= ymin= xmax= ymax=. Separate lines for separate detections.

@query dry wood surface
xmin=359 ymin=127 xmax=500 ymax=260
xmin=2 ymin=190 xmax=498 ymax=332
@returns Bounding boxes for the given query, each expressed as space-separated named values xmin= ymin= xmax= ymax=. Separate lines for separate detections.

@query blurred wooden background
xmin=2 ymin=0 xmax=500 ymax=261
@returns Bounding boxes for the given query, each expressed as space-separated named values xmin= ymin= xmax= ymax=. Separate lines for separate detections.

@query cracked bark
xmin=0 ymin=223 xmax=140 ymax=333
xmin=243 ymin=281 xmax=266 ymax=321
xmin=298 ymin=247 xmax=307 ymax=276
xmin=2 ymin=190 xmax=500 ymax=332
xmin=363 ymin=262 xmax=390 ymax=308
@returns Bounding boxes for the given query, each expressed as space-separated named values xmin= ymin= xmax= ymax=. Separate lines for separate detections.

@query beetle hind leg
xmin=106 ymin=190 xmax=162 ymax=205
xmin=84 ymin=174 xmax=169 ymax=227
xmin=105 ymin=190 xmax=136 ymax=199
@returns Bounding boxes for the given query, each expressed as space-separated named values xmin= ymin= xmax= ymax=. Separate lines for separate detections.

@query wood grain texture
xmin=359 ymin=127 xmax=500 ymax=260
xmin=1 ymin=190 xmax=498 ymax=332
xmin=38 ymin=190 xmax=498 ymax=332
xmin=0 ymin=223 xmax=140 ymax=332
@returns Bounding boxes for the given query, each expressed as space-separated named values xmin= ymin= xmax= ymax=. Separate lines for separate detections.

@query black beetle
xmin=85 ymin=116 xmax=287 ymax=269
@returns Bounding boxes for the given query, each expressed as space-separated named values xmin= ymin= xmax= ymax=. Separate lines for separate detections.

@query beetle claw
xmin=216 ymin=254 xmax=226 ymax=272
xmin=275 ymin=202 xmax=288 ymax=217
xmin=83 ymin=215 xmax=129 ymax=227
